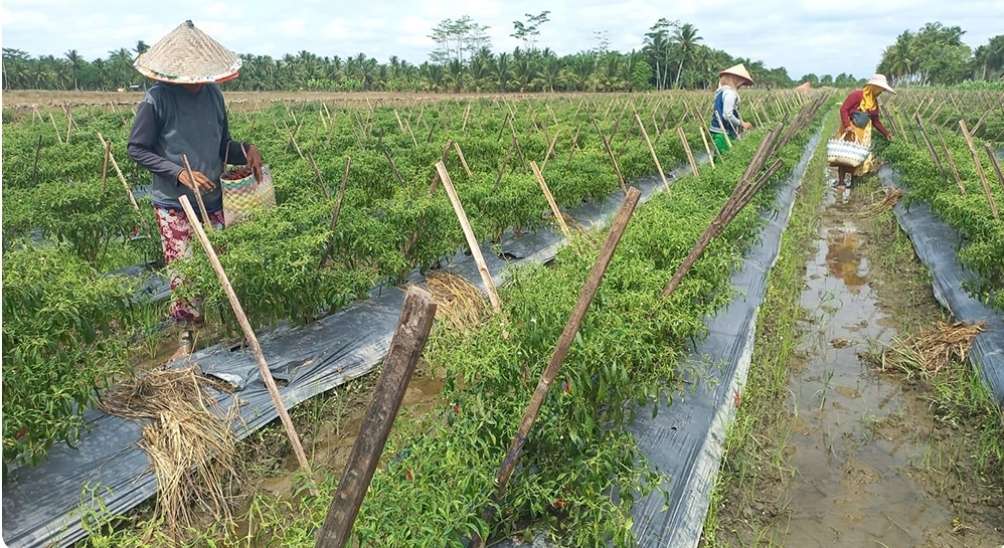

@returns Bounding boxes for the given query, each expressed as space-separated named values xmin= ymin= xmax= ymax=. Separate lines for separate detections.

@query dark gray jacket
xmin=127 ymin=82 xmax=247 ymax=213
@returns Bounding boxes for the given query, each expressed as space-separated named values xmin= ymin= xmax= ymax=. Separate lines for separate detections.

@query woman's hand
xmin=245 ymin=144 xmax=264 ymax=181
xmin=742 ymin=121 xmax=753 ymax=130
xmin=178 ymin=169 xmax=215 ymax=191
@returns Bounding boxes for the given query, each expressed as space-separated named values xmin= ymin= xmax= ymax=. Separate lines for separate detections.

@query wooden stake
xmin=529 ymin=161 xmax=572 ymax=239
xmin=713 ymin=111 xmax=732 ymax=148
xmin=315 ymin=287 xmax=436 ymax=548
xmin=937 ymin=128 xmax=966 ymax=194
xmin=96 ymin=132 xmax=139 ymax=211
xmin=634 ymin=113 xmax=670 ymax=190
xmin=48 ymin=112 xmax=64 ymax=144
xmin=180 ymin=153 xmax=214 ymax=232
xmin=592 ymin=120 xmax=627 ymax=194
xmin=178 ymin=195 xmax=310 ymax=471
xmin=320 ymin=156 xmax=352 ymax=267
xmin=101 ymin=140 xmax=111 ymax=187
xmin=462 ymin=103 xmax=472 ymax=132
xmin=306 ymin=151 xmax=334 ymax=200
xmin=913 ymin=113 xmax=944 ymax=179
xmin=453 ymin=141 xmax=473 ymax=177
xmin=985 ymin=143 xmax=1004 ymax=195
xmin=476 ymin=187 xmax=642 ymax=547
xmin=699 ymin=125 xmax=716 ymax=168
xmin=959 ymin=120 xmax=999 ymax=220
xmin=677 ymin=126 xmax=700 ymax=177
xmin=540 ymin=129 xmax=561 ymax=171
xmin=435 ymin=162 xmax=502 ymax=312
xmin=62 ymin=104 xmax=73 ymax=143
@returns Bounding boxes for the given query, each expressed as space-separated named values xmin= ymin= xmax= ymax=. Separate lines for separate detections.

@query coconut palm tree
xmin=672 ymin=23 xmax=702 ymax=88
xmin=64 ymin=49 xmax=83 ymax=90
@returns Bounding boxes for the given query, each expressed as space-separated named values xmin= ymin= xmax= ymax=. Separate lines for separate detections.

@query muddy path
xmin=766 ymin=183 xmax=1003 ymax=547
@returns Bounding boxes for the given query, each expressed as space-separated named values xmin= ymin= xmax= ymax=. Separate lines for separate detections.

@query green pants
xmin=711 ymin=131 xmax=731 ymax=154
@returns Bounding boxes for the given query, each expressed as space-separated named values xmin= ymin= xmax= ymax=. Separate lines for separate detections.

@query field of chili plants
xmin=3 ymin=88 xmax=817 ymax=543
xmin=79 ymin=92 xmax=825 ymax=545
xmin=2 ymin=90 xmax=795 ymax=468
xmin=878 ymin=89 xmax=1004 ymax=310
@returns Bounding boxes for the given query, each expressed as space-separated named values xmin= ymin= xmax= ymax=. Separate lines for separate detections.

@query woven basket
xmin=222 ymin=165 xmax=275 ymax=227
xmin=826 ymin=138 xmax=870 ymax=168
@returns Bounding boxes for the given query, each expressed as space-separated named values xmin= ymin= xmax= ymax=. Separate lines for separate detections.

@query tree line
xmin=877 ymin=22 xmax=1003 ymax=85
xmin=12 ymin=17 xmax=997 ymax=93
xmin=2 ymin=15 xmax=807 ymax=92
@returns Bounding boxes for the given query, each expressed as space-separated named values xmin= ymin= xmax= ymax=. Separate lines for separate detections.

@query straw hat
xmin=720 ymin=63 xmax=754 ymax=85
xmin=866 ymin=74 xmax=895 ymax=93
xmin=134 ymin=20 xmax=241 ymax=84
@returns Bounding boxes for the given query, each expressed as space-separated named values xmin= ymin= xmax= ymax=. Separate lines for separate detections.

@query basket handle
xmin=239 ymin=143 xmax=258 ymax=182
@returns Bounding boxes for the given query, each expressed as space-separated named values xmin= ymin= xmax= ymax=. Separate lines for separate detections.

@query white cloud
xmin=2 ymin=0 xmax=1002 ymax=76
xmin=277 ymin=18 xmax=306 ymax=37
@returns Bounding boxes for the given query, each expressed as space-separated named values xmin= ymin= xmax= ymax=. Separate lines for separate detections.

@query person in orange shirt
xmin=832 ymin=74 xmax=895 ymax=187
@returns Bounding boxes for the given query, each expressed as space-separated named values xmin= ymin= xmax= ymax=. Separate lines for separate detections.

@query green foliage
xmin=880 ymin=135 xmax=1004 ymax=309
xmin=147 ymin=118 xmax=816 ymax=546
xmin=2 ymin=246 xmax=136 ymax=466
xmin=878 ymin=23 xmax=1002 ymax=85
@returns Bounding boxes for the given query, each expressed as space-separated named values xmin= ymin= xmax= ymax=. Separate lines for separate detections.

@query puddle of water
xmin=776 ymin=187 xmax=961 ymax=547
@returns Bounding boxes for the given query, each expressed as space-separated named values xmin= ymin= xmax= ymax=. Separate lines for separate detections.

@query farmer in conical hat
xmin=127 ymin=20 xmax=264 ymax=357
xmin=832 ymin=74 xmax=895 ymax=187
xmin=709 ymin=63 xmax=754 ymax=154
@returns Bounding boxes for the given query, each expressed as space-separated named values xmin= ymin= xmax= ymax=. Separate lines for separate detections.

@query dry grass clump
xmin=859 ymin=187 xmax=904 ymax=217
xmin=424 ymin=272 xmax=487 ymax=331
xmin=874 ymin=321 xmax=984 ymax=379
xmin=100 ymin=366 xmax=238 ymax=541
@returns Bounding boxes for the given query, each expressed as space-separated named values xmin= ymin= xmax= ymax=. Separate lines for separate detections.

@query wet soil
xmin=769 ymin=182 xmax=1003 ymax=547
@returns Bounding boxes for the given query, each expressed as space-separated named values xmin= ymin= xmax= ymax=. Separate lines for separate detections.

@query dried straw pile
xmin=100 ymin=366 xmax=238 ymax=540
xmin=425 ymin=272 xmax=486 ymax=331
xmin=876 ymin=321 xmax=984 ymax=378
xmin=859 ymin=187 xmax=904 ymax=217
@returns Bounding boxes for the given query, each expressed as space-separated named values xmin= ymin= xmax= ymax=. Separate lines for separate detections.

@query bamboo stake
xmin=959 ymin=120 xmax=999 ymax=219
xmin=662 ymin=127 xmax=781 ymax=298
xmin=592 ymin=120 xmax=627 ymax=194
xmin=713 ymin=111 xmax=732 ymax=148
xmin=985 ymin=143 xmax=1004 ymax=195
xmin=699 ymin=125 xmax=716 ymax=168
xmin=634 ymin=113 xmax=670 ymax=190
xmin=540 ymin=129 xmax=561 ymax=171
xmin=427 ymin=140 xmax=455 ymax=192
xmin=180 ymin=154 xmax=214 ymax=232
xmin=320 ymin=156 xmax=352 ymax=267
xmin=475 ymin=187 xmax=642 ymax=548
xmin=177 ymin=195 xmax=310 ymax=471
xmin=315 ymin=287 xmax=437 ymax=548
xmin=62 ymin=104 xmax=73 ymax=143
xmin=403 ymin=117 xmax=418 ymax=146
xmin=913 ymin=113 xmax=945 ymax=179
xmin=101 ymin=140 xmax=111 ymax=187
xmin=306 ymin=151 xmax=333 ymax=200
xmin=30 ymin=135 xmax=43 ymax=187
xmin=461 ymin=103 xmax=472 ymax=132
xmin=937 ymin=128 xmax=966 ymax=194
xmin=435 ymin=162 xmax=502 ymax=312
xmin=529 ymin=161 xmax=572 ymax=239
xmin=678 ymin=126 xmax=700 ymax=177
xmin=48 ymin=112 xmax=64 ymax=144
xmin=453 ymin=141 xmax=473 ymax=177
xmin=971 ymin=109 xmax=991 ymax=135
xmin=96 ymin=132 xmax=140 ymax=211
xmin=651 ymin=110 xmax=662 ymax=137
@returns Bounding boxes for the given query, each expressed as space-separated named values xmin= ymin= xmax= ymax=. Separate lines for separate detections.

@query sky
xmin=3 ymin=0 xmax=1003 ymax=79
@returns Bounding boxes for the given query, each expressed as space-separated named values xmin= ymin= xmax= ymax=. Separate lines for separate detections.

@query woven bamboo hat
xmin=866 ymin=74 xmax=895 ymax=94
xmin=720 ymin=63 xmax=754 ymax=85
xmin=134 ymin=20 xmax=241 ymax=83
